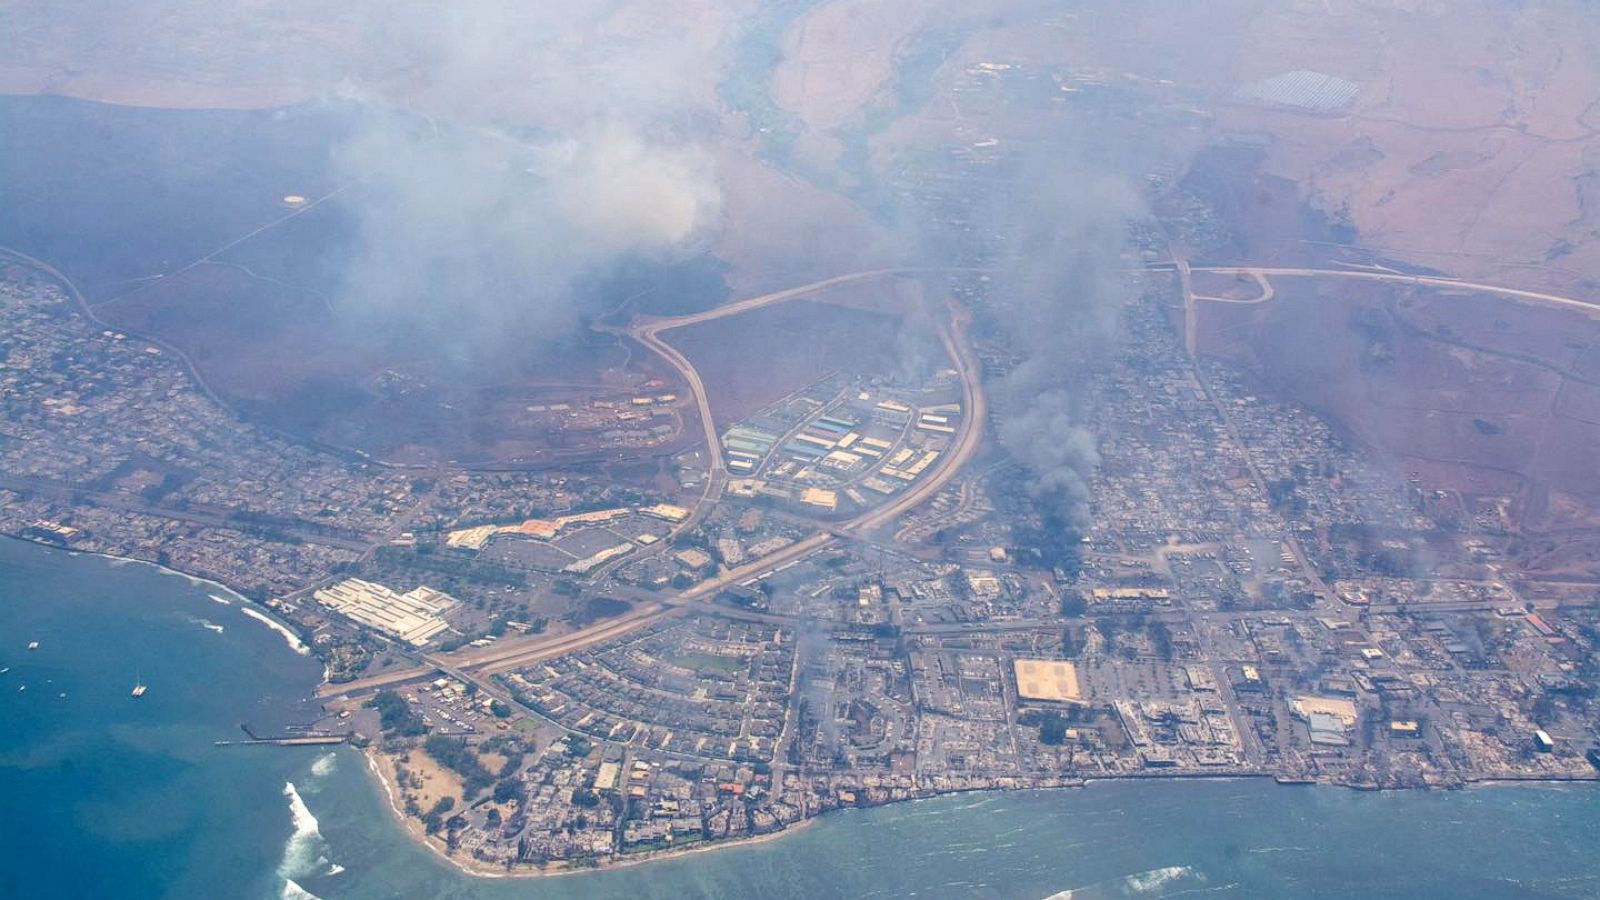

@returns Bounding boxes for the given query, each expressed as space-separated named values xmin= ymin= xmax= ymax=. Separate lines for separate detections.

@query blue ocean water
xmin=3 ymin=536 xmax=1599 ymax=900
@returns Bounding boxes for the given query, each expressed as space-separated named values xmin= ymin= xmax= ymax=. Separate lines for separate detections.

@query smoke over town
xmin=795 ymin=619 xmax=841 ymax=756
xmin=330 ymin=114 xmax=722 ymax=359
xmin=975 ymin=163 xmax=1145 ymax=530
xmin=326 ymin=2 xmax=730 ymax=362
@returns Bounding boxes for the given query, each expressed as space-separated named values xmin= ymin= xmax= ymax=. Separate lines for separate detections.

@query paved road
xmin=0 ymin=246 xmax=238 ymax=415
xmin=317 ymin=600 xmax=679 ymax=697
xmin=1175 ymin=264 xmax=1600 ymax=317
xmin=626 ymin=266 xmax=982 ymax=477
xmin=635 ymin=268 xmax=916 ymax=335
xmin=324 ymin=278 xmax=990 ymax=699
xmin=667 ymin=294 xmax=987 ymax=598
xmin=627 ymin=268 xmax=918 ymax=483
xmin=0 ymin=245 xmax=407 ymax=469
xmin=634 ymin=324 xmax=727 ymax=482
xmin=849 ymin=299 xmax=986 ymax=535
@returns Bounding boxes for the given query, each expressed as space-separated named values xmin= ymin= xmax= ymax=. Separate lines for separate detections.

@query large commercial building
xmin=1013 ymin=659 xmax=1083 ymax=703
xmin=314 ymin=578 xmax=457 ymax=646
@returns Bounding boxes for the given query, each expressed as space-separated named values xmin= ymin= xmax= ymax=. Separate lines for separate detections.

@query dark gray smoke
xmin=795 ymin=620 xmax=839 ymax=755
xmin=984 ymin=166 xmax=1144 ymax=528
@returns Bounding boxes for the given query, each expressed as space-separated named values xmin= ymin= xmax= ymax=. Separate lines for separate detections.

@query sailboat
xmin=131 ymin=673 xmax=147 ymax=698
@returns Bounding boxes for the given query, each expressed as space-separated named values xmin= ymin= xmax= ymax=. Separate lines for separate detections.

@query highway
xmin=331 ymin=261 xmax=1597 ymax=703
xmin=848 ymin=299 xmax=985 ymax=535
xmin=634 ymin=325 xmax=726 ymax=483
xmin=317 ymin=600 xmax=678 ymax=697
xmin=626 ymin=268 xmax=920 ymax=484
xmin=0 ymin=245 xmax=424 ymax=469
xmin=659 ymin=291 xmax=988 ymax=596
xmin=323 ymin=271 xmax=990 ymax=700
xmin=470 ymin=604 xmax=683 ymax=675
xmin=630 ymin=270 xmax=986 ymax=537
xmin=634 ymin=268 xmax=918 ymax=335
xmin=0 ymin=246 xmax=239 ymax=416
xmin=1172 ymin=264 xmax=1600 ymax=318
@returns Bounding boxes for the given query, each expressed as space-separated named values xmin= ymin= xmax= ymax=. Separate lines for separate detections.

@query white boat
xmin=131 ymin=674 xmax=147 ymax=698
xmin=27 ymin=641 xmax=39 ymax=651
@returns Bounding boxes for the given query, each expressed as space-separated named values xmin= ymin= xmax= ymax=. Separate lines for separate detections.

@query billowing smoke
xmin=330 ymin=113 xmax=721 ymax=360
xmin=890 ymin=308 xmax=942 ymax=385
xmin=794 ymin=620 xmax=840 ymax=757
xmin=983 ymin=165 xmax=1144 ymax=528
xmin=998 ymin=393 xmax=1102 ymax=527
xmin=324 ymin=2 xmax=728 ymax=364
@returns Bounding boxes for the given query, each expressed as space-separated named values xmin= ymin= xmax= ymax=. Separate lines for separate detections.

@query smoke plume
xmin=795 ymin=620 xmax=840 ymax=756
xmin=983 ymin=164 xmax=1145 ymax=528
xmin=324 ymin=3 xmax=729 ymax=363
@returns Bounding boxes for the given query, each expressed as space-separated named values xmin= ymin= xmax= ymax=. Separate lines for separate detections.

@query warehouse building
xmin=314 ymin=578 xmax=457 ymax=646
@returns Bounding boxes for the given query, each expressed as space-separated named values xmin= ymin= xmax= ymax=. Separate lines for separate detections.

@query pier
xmin=213 ymin=735 xmax=347 ymax=747
xmin=213 ymin=723 xmax=348 ymax=748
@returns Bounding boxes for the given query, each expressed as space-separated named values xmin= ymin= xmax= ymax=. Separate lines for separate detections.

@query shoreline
xmin=356 ymin=743 xmax=817 ymax=880
xmin=6 ymin=536 xmax=321 ymax=674
xmin=8 ymin=538 xmax=1598 ymax=879
xmin=353 ymin=735 xmax=1599 ymax=881
xmin=10 ymin=536 xmax=315 ymax=656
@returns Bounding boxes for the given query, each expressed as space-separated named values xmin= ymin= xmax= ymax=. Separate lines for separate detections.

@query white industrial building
xmin=313 ymin=578 xmax=457 ymax=646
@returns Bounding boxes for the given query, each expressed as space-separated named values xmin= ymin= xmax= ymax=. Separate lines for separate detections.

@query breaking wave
xmin=241 ymin=607 xmax=309 ymax=655
xmin=281 ymin=879 xmax=322 ymax=900
xmin=1123 ymin=866 xmax=1198 ymax=893
xmin=277 ymin=782 xmax=327 ymax=881
xmin=280 ymin=772 xmax=345 ymax=888
xmin=186 ymin=616 xmax=224 ymax=634
xmin=1042 ymin=865 xmax=1203 ymax=900
xmin=311 ymin=752 xmax=337 ymax=778
xmin=208 ymin=593 xmax=232 ymax=606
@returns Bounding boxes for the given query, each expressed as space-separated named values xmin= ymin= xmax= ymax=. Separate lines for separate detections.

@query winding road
xmin=322 ymin=270 xmax=990 ymax=699
xmin=1172 ymin=263 xmax=1600 ymax=317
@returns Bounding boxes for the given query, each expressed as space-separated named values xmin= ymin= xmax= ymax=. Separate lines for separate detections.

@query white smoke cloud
xmin=322 ymin=2 xmax=732 ymax=361
xmin=325 ymin=115 xmax=722 ymax=360
xmin=544 ymin=127 xmax=723 ymax=256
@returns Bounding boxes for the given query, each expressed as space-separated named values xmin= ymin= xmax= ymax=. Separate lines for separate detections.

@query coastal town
xmin=12 ymin=0 xmax=1600 ymax=894
xmin=4 ymin=238 xmax=1598 ymax=876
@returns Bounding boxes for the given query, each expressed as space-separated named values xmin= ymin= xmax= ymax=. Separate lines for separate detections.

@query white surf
xmin=241 ymin=607 xmax=309 ymax=655
xmin=277 ymin=782 xmax=328 ymax=881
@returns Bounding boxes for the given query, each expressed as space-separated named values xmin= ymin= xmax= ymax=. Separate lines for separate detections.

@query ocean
xmin=3 ymin=536 xmax=1599 ymax=900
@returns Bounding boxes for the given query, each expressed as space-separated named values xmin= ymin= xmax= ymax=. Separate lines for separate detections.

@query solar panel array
xmin=1234 ymin=70 xmax=1359 ymax=111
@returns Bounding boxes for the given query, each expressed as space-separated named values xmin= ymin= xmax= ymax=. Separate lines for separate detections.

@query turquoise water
xmin=4 ymin=536 xmax=1600 ymax=900
xmin=0 ymin=538 xmax=325 ymax=899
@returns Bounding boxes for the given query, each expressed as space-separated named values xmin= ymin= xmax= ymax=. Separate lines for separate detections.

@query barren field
xmin=671 ymin=295 xmax=934 ymax=427
xmin=95 ymin=262 xmax=666 ymax=465
xmin=395 ymin=750 xmax=465 ymax=818
xmin=9 ymin=0 xmax=1600 ymax=560
xmin=1198 ymin=278 xmax=1600 ymax=573
xmin=1206 ymin=0 xmax=1600 ymax=293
